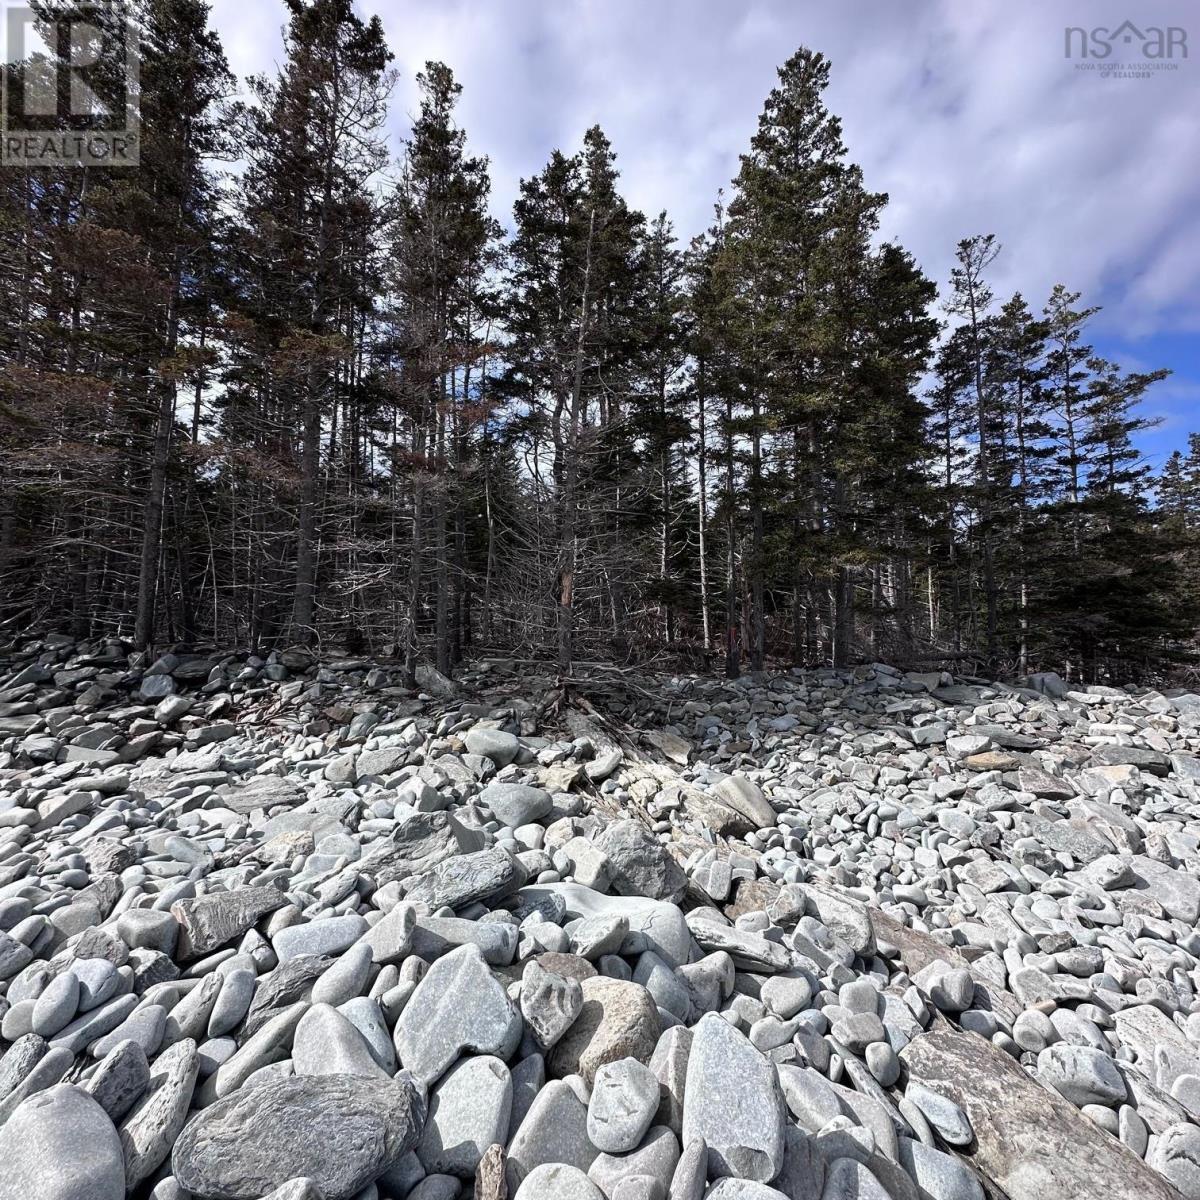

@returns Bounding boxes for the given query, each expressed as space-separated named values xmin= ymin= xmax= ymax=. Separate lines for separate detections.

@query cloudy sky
xmin=209 ymin=0 xmax=1199 ymax=464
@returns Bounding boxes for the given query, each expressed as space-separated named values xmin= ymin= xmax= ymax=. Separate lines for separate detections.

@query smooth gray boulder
xmin=506 ymin=1077 xmax=597 ymax=1193
xmin=293 ymin=1003 xmax=389 ymax=1079
xmin=682 ymin=1013 xmax=785 ymax=1182
xmin=515 ymin=1163 xmax=605 ymax=1200
xmin=358 ymin=902 xmax=416 ymax=965
xmin=393 ymin=944 xmax=522 ymax=1085
xmin=0 ymin=1084 xmax=124 ymax=1200
xmin=465 ymin=726 xmax=521 ymax=766
xmin=1037 ymin=1045 xmax=1127 ymax=1109
xmin=587 ymin=1056 xmax=659 ymax=1153
xmin=31 ymin=972 xmax=80 ymax=1038
xmin=897 ymin=1138 xmax=985 ymax=1200
xmin=273 ymin=914 xmax=367 ymax=962
xmin=416 ymin=1055 xmax=512 ymax=1178
xmin=713 ymin=775 xmax=777 ymax=829
xmin=481 ymin=782 xmax=552 ymax=827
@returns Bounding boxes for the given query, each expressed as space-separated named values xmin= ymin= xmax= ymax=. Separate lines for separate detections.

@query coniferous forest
xmin=3 ymin=0 xmax=1199 ymax=684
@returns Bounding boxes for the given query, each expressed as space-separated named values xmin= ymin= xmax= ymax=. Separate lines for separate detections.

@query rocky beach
xmin=2 ymin=636 xmax=1200 ymax=1199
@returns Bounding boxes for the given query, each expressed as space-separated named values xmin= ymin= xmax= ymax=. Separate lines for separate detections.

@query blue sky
xmin=209 ymin=0 xmax=1199 ymax=467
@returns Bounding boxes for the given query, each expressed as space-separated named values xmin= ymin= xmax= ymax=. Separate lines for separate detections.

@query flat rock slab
xmin=404 ymin=847 xmax=524 ymax=911
xmin=171 ymin=887 xmax=288 ymax=960
xmin=222 ymin=775 xmax=305 ymax=814
xmin=867 ymin=908 xmax=1021 ymax=1025
xmin=1077 ymin=854 xmax=1200 ymax=923
xmin=900 ymin=1028 xmax=1181 ymax=1200
xmin=172 ymin=1072 xmax=426 ymax=1200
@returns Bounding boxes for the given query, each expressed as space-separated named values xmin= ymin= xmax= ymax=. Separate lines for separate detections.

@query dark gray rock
xmin=85 ymin=1038 xmax=151 ymax=1122
xmin=171 ymin=887 xmax=287 ymax=960
xmin=119 ymin=1038 xmax=200 ymax=1192
xmin=172 ymin=1073 xmax=426 ymax=1200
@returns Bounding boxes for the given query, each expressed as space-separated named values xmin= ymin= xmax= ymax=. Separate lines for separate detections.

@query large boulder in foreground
xmin=0 ymin=1084 xmax=124 ymax=1200
xmin=171 ymin=1073 xmax=426 ymax=1200
xmin=682 ymin=1012 xmax=785 ymax=1182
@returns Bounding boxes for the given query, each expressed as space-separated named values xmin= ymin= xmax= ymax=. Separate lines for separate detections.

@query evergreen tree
xmin=388 ymin=60 xmax=500 ymax=680
xmin=501 ymin=127 xmax=645 ymax=674
xmin=231 ymin=0 xmax=391 ymax=643
xmin=634 ymin=212 xmax=692 ymax=644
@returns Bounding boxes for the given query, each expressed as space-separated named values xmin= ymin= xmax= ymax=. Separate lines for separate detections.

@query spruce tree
xmin=232 ymin=0 xmax=391 ymax=643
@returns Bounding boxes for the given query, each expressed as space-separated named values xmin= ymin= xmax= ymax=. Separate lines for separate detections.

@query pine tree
xmin=388 ymin=61 xmax=500 ymax=680
xmin=945 ymin=234 xmax=1002 ymax=669
xmin=501 ymin=127 xmax=645 ymax=674
xmin=634 ymin=212 xmax=691 ymax=644
xmin=131 ymin=0 xmax=233 ymax=649
xmin=725 ymin=48 xmax=872 ymax=669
